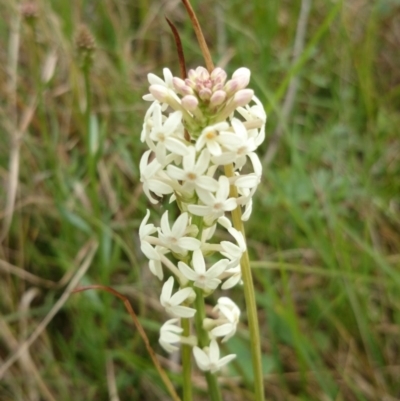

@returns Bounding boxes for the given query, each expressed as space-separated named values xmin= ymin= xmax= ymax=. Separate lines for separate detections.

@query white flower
xmin=140 ymin=150 xmax=175 ymax=204
xmin=221 ymin=265 xmax=242 ymax=290
xmin=143 ymin=68 xmax=174 ymax=102
xmin=158 ymin=211 xmax=201 ymax=254
xmin=167 ymin=147 xmax=219 ymax=195
xmin=139 ymin=209 xmax=157 ymax=239
xmin=193 ymin=339 xmax=236 ymax=373
xmin=236 ymin=186 xmax=257 ymax=221
xmin=148 ymin=104 xmax=189 ymax=158
xmin=160 ymin=276 xmax=196 ymax=318
xmin=178 ymin=249 xmax=229 ymax=292
xmin=220 ymin=227 xmax=247 ymax=260
xmin=148 ymin=246 xmax=168 ymax=280
xmin=195 ymin=122 xmax=229 ymax=156
xmin=139 ymin=209 xmax=162 ymax=261
xmin=212 ymin=118 xmax=258 ymax=170
xmin=188 ymin=176 xmax=237 ymax=223
xmin=209 ymin=297 xmax=240 ymax=342
xmin=159 ymin=318 xmax=183 ymax=353
xmin=159 ymin=318 xmax=197 ymax=353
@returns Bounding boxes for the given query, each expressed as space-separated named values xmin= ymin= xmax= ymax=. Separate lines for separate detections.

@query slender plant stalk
xmin=194 ymin=288 xmax=223 ymax=401
xmin=181 ymin=1 xmax=266 ymax=397
xmin=181 ymin=318 xmax=193 ymax=401
xmin=224 ymin=164 xmax=265 ymax=401
xmin=83 ymin=66 xmax=95 ymax=182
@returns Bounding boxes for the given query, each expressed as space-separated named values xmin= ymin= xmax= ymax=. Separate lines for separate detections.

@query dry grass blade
xmin=106 ymin=354 xmax=120 ymax=401
xmin=263 ymin=0 xmax=312 ymax=165
xmin=165 ymin=17 xmax=187 ymax=79
xmin=0 ymin=258 xmax=57 ymax=288
xmin=181 ymin=0 xmax=214 ymax=72
xmin=72 ymin=284 xmax=182 ymax=401
xmin=0 ymin=240 xmax=98 ymax=380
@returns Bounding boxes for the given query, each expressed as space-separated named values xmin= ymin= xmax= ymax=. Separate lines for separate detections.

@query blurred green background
xmin=1 ymin=0 xmax=400 ymax=400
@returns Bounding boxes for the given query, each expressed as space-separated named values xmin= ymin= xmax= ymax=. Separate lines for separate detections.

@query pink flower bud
xmin=173 ymin=77 xmax=194 ymax=96
xmin=232 ymin=67 xmax=251 ymax=87
xmin=149 ymin=84 xmax=169 ymax=102
xmin=211 ymin=67 xmax=227 ymax=85
xmin=199 ymin=88 xmax=212 ymax=101
xmin=181 ymin=95 xmax=199 ymax=111
xmin=209 ymin=90 xmax=226 ymax=107
xmin=225 ymin=68 xmax=251 ymax=95
xmin=195 ymin=66 xmax=209 ymax=81
xmin=233 ymin=89 xmax=254 ymax=107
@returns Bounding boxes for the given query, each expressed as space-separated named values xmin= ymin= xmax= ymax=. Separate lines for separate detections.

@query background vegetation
xmin=1 ymin=0 xmax=400 ymax=400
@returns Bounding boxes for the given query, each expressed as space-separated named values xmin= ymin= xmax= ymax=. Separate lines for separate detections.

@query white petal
xmin=192 ymin=249 xmax=206 ymax=274
xmin=141 ymin=242 xmax=161 ymax=260
xmin=193 ymin=347 xmax=210 ymax=371
xmin=209 ymin=339 xmax=220 ymax=362
xmin=169 ymin=287 xmax=194 ymax=305
xmin=207 ymin=141 xmax=222 ymax=156
xmin=211 ymin=152 xmax=237 ymax=166
xmin=206 ymin=259 xmax=229 ymax=279
xmin=234 ymin=174 xmax=259 ymax=189
xmin=160 ymin=276 xmax=174 ymax=303
xmin=160 ymin=210 xmax=172 ymax=236
xmin=196 ymin=188 xmax=215 ymax=205
xmin=217 ymin=216 xmax=232 ymax=229
xmin=177 ymin=237 xmax=201 ymax=251
xmin=216 ymin=176 xmax=230 ymax=201
xmin=196 ymin=149 xmax=211 ymax=175
xmin=148 ymin=73 xmax=167 ymax=86
xmin=165 ymin=137 xmax=190 ymax=156
xmin=167 ymin=165 xmax=186 ymax=181
xmin=159 ymin=340 xmax=180 ymax=353
xmin=196 ymin=176 xmax=219 ymax=192
xmin=147 ymin=179 xmax=174 ymax=195
xmin=149 ymin=259 xmax=163 ymax=280
xmin=221 ymin=274 xmax=241 ymax=290
xmin=222 ymin=198 xmax=237 ymax=211
xmin=188 ymin=204 xmax=212 ymax=216
xmin=178 ymin=262 xmax=199 ymax=281
xmin=172 ymin=212 xmax=189 ymax=238
xmin=211 ymin=323 xmax=234 ymax=338
xmin=248 ymin=152 xmax=262 ymax=177
xmin=216 ymin=354 xmax=236 ymax=370
xmin=168 ymin=305 xmax=196 ymax=318
xmin=183 ymin=146 xmax=196 ymax=171
xmin=220 ymin=241 xmax=242 ymax=259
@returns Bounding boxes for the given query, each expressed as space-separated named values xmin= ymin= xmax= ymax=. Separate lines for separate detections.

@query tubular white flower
xmin=195 ymin=122 xmax=229 ymax=156
xmin=159 ymin=318 xmax=183 ymax=353
xmin=209 ymin=297 xmax=241 ymax=342
xmin=220 ymin=227 xmax=247 ymax=260
xmin=160 ymin=276 xmax=196 ymax=318
xmin=188 ymin=176 xmax=237 ymax=223
xmin=148 ymin=104 xmax=189 ymax=158
xmin=167 ymin=147 xmax=219 ymax=195
xmin=158 ymin=211 xmax=201 ymax=254
xmin=221 ymin=265 xmax=242 ymax=290
xmin=148 ymin=246 xmax=168 ymax=280
xmin=178 ymin=249 xmax=229 ymax=292
xmin=193 ymin=339 xmax=236 ymax=373
xmin=139 ymin=209 xmax=157 ymax=239
xmin=143 ymin=68 xmax=174 ymax=102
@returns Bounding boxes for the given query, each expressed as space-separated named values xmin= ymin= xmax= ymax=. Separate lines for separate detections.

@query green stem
xmin=224 ymin=163 xmax=265 ymax=401
xmin=83 ymin=66 xmax=95 ymax=182
xmin=194 ymin=288 xmax=222 ymax=401
xmin=181 ymin=318 xmax=192 ymax=401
